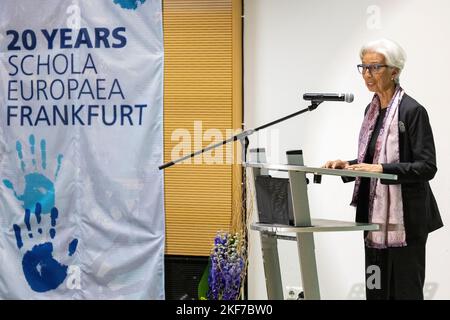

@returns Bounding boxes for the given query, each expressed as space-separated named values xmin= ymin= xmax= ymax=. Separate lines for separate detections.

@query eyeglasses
xmin=357 ymin=63 xmax=389 ymax=74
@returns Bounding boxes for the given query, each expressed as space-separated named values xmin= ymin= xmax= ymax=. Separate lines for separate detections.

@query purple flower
xmin=207 ymin=232 xmax=246 ymax=300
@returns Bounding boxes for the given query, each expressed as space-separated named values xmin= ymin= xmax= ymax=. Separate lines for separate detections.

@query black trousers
xmin=364 ymin=238 xmax=427 ymax=300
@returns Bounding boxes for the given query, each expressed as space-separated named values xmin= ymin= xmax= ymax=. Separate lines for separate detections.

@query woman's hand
xmin=322 ymin=160 xmax=350 ymax=169
xmin=347 ymin=163 xmax=383 ymax=173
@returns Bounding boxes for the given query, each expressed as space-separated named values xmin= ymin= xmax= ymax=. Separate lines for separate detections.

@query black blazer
xmin=346 ymin=94 xmax=443 ymax=241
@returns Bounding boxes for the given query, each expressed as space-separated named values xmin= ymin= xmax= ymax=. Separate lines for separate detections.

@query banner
xmin=0 ymin=0 xmax=165 ymax=299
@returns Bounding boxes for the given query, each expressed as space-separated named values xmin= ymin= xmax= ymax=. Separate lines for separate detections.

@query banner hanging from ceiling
xmin=0 ymin=0 xmax=165 ymax=299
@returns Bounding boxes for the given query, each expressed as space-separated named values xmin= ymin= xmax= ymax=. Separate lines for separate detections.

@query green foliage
xmin=198 ymin=259 xmax=210 ymax=300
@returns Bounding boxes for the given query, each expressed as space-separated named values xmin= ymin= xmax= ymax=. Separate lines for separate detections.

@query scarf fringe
xmin=365 ymin=239 xmax=408 ymax=249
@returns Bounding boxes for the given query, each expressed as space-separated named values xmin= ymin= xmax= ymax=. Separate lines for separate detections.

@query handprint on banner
xmin=113 ymin=0 xmax=146 ymax=10
xmin=3 ymin=134 xmax=63 ymax=214
xmin=13 ymin=203 xmax=78 ymax=292
xmin=4 ymin=134 xmax=77 ymax=292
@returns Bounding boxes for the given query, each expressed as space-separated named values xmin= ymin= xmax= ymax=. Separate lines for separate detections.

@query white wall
xmin=244 ymin=0 xmax=450 ymax=300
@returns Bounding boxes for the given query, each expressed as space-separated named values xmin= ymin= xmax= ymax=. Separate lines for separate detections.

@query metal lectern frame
xmin=246 ymin=149 xmax=397 ymax=300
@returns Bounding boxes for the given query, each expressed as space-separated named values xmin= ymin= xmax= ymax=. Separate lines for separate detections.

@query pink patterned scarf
xmin=351 ymin=86 xmax=406 ymax=248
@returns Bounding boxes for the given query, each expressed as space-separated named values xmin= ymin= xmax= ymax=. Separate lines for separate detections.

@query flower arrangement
xmin=206 ymin=231 xmax=246 ymax=300
xmin=198 ymin=168 xmax=253 ymax=300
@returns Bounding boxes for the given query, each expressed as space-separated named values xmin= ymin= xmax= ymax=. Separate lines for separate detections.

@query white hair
xmin=360 ymin=38 xmax=407 ymax=84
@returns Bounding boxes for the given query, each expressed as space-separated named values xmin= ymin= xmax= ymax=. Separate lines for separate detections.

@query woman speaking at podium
xmin=323 ymin=39 xmax=443 ymax=300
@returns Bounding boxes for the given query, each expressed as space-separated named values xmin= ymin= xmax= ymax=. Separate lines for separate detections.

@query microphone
xmin=303 ymin=93 xmax=354 ymax=103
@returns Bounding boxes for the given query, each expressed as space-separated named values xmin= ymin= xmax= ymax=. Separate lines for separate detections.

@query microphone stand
xmin=158 ymin=101 xmax=323 ymax=170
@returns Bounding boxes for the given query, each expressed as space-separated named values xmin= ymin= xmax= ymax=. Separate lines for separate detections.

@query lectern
xmin=246 ymin=149 xmax=397 ymax=300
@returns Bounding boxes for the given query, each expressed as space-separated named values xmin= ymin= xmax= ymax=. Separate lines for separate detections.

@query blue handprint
xmin=3 ymin=135 xmax=63 ymax=214
xmin=113 ymin=0 xmax=146 ymax=10
xmin=13 ymin=203 xmax=78 ymax=293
